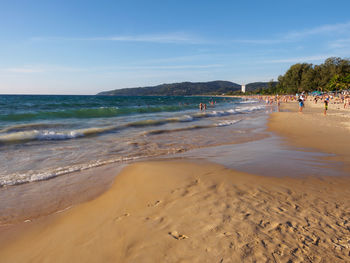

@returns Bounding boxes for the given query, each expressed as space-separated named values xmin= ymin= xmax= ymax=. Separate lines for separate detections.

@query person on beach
xmin=277 ymin=97 xmax=281 ymax=112
xmin=324 ymin=96 xmax=329 ymax=115
xmin=298 ymin=95 xmax=304 ymax=113
xmin=344 ymin=96 xmax=349 ymax=109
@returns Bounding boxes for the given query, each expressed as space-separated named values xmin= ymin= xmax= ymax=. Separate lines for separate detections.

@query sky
xmin=0 ymin=0 xmax=350 ymax=95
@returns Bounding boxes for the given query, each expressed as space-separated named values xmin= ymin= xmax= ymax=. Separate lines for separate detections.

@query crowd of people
xmin=197 ymin=91 xmax=350 ymax=116
xmin=298 ymin=91 xmax=350 ymax=115
xmin=241 ymin=90 xmax=350 ymax=116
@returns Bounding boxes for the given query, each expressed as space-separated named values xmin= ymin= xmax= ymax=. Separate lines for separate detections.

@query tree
xmin=327 ymin=74 xmax=350 ymax=91
xmin=280 ymin=63 xmax=313 ymax=93
xmin=274 ymin=57 xmax=350 ymax=94
xmin=317 ymin=57 xmax=350 ymax=89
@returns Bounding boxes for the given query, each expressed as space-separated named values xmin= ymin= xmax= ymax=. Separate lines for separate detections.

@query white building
xmin=241 ymin=85 xmax=246 ymax=93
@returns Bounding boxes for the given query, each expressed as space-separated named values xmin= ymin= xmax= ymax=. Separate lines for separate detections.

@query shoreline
xmin=1 ymin=100 xmax=350 ymax=261
xmin=268 ymin=101 xmax=350 ymax=172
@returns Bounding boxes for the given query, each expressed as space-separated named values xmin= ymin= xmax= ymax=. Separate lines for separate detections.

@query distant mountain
xmin=97 ymin=80 xmax=275 ymax=96
xmin=97 ymin=81 xmax=241 ymax=96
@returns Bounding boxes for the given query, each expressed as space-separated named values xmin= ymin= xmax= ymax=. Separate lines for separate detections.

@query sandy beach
xmin=269 ymin=99 xmax=350 ymax=172
xmin=1 ymin=100 xmax=350 ymax=262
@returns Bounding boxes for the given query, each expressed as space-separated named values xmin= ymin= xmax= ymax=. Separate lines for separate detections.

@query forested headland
xmin=98 ymin=81 xmax=243 ymax=96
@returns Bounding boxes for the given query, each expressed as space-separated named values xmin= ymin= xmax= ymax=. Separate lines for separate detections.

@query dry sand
xmin=1 ymin=101 xmax=350 ymax=262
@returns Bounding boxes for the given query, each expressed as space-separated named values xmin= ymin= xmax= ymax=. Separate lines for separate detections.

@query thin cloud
xmin=230 ymin=39 xmax=285 ymax=45
xmin=112 ymin=64 xmax=223 ymax=70
xmin=265 ymin=55 xmax=332 ymax=64
xmin=137 ymin=53 xmax=226 ymax=64
xmin=2 ymin=65 xmax=86 ymax=74
xmin=31 ymin=21 xmax=350 ymax=47
xmin=31 ymin=33 xmax=206 ymax=44
xmin=6 ymin=67 xmax=44 ymax=73
xmin=328 ymin=38 xmax=350 ymax=49
xmin=230 ymin=21 xmax=350 ymax=45
xmin=1 ymin=64 xmax=223 ymax=75
xmin=284 ymin=21 xmax=350 ymax=40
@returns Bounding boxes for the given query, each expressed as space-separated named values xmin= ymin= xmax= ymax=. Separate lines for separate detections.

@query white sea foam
xmin=0 ymin=155 xmax=143 ymax=186
xmin=178 ymin=115 xmax=193 ymax=122
xmin=216 ymin=119 xmax=241 ymax=127
xmin=37 ymin=130 xmax=83 ymax=140
xmin=208 ymin=110 xmax=228 ymax=117
xmin=234 ymin=105 xmax=265 ymax=113
xmin=166 ymin=115 xmax=193 ymax=123
xmin=0 ymin=126 xmax=119 ymax=143
xmin=0 ymin=130 xmax=83 ymax=143
xmin=239 ymin=99 xmax=259 ymax=104
xmin=204 ymin=104 xmax=264 ymax=118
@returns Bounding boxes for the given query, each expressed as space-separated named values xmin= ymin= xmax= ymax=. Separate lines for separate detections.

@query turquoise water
xmin=0 ymin=95 xmax=265 ymax=186
xmin=0 ymin=95 xmax=255 ymax=143
xmin=0 ymin=95 xmax=200 ymax=122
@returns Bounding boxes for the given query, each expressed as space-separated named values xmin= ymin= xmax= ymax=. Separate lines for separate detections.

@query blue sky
xmin=1 ymin=0 xmax=350 ymax=94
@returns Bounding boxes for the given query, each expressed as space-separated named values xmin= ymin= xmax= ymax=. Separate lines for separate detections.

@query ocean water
xmin=0 ymin=95 xmax=266 ymax=186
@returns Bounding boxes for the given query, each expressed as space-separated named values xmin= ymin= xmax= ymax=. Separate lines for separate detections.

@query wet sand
xmin=0 ymin=163 xmax=124 ymax=225
xmin=1 ymin=101 xmax=350 ymax=262
xmin=269 ymin=101 xmax=350 ymax=172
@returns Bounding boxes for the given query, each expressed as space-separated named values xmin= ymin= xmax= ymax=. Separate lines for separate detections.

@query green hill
xmin=97 ymin=81 xmax=242 ymax=96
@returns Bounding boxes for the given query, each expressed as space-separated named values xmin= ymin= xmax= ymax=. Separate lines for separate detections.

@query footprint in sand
xmin=168 ymin=231 xmax=188 ymax=240
xmin=148 ymin=200 xmax=162 ymax=207
xmin=114 ymin=213 xmax=130 ymax=221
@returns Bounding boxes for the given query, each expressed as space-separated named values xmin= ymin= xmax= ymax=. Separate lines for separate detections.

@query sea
xmin=0 ymin=95 xmax=267 ymax=187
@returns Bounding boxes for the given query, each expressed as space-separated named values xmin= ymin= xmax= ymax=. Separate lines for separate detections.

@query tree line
xmin=253 ymin=57 xmax=350 ymax=95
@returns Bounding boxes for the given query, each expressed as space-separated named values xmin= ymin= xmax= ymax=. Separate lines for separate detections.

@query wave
xmin=0 ymin=103 xmax=265 ymax=186
xmin=239 ymin=99 xmax=259 ymax=104
xmin=235 ymin=105 xmax=265 ymax=113
xmin=0 ymin=105 xmax=265 ymax=144
xmin=193 ymin=105 xmax=265 ymax=118
xmin=216 ymin=119 xmax=241 ymax=127
xmin=0 ymin=105 xmax=184 ymax=122
xmin=0 ymin=123 xmax=64 ymax=133
xmin=145 ymin=119 xmax=241 ymax=135
xmin=144 ymin=124 xmax=213 ymax=135
xmin=0 ymin=119 xmax=244 ymax=186
xmin=0 ymin=126 xmax=119 ymax=144
xmin=0 ymin=130 xmax=80 ymax=143
xmin=126 ymin=115 xmax=193 ymax=128
xmin=0 ymin=117 xmax=194 ymax=144
xmin=0 ymin=156 xmax=144 ymax=187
